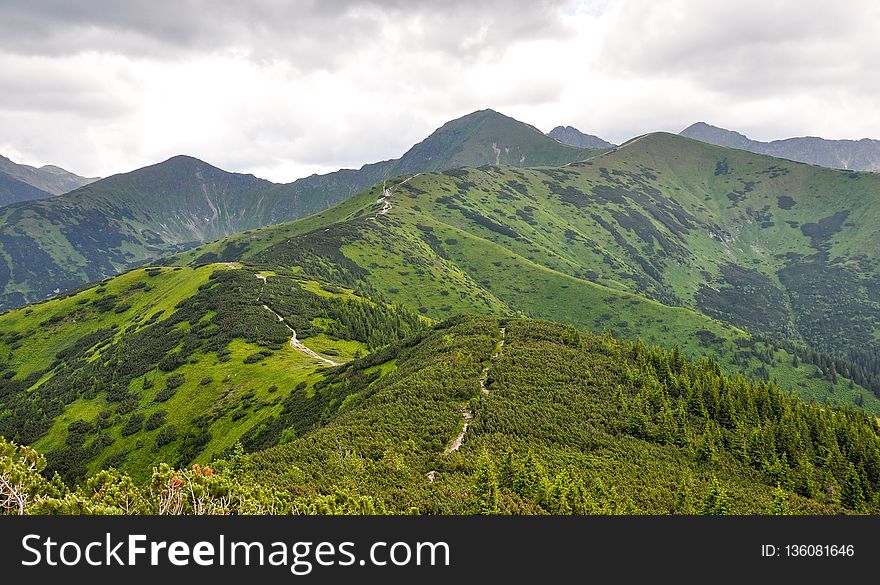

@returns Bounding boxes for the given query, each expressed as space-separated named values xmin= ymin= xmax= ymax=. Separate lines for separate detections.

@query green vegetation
xmin=241 ymin=317 xmax=880 ymax=514
xmin=3 ymin=122 xmax=880 ymax=516
xmin=0 ymin=262 xmax=422 ymax=483
xmin=0 ymin=110 xmax=594 ymax=311
xmin=5 ymin=316 xmax=880 ymax=515
xmin=178 ymin=133 xmax=880 ymax=413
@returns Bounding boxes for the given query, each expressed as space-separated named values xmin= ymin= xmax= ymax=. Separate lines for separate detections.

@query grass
xmin=0 ymin=264 xmax=221 ymax=378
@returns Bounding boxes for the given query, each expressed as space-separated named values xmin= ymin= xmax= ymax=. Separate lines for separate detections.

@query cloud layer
xmin=1 ymin=0 xmax=878 ymax=181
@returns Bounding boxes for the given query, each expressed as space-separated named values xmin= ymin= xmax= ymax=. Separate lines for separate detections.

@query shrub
xmin=145 ymin=410 xmax=167 ymax=431
xmin=121 ymin=413 xmax=144 ymax=436
xmin=156 ymin=426 xmax=177 ymax=447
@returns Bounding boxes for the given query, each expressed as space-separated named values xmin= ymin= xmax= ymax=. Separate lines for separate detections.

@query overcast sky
xmin=2 ymin=0 xmax=879 ymax=182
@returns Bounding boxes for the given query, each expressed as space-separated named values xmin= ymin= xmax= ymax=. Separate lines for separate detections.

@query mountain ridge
xmin=0 ymin=153 xmax=98 ymax=196
xmin=0 ymin=109 xmax=595 ymax=309
xmin=548 ymin=125 xmax=615 ymax=149
xmin=175 ymin=131 xmax=880 ymax=415
xmin=680 ymin=121 xmax=880 ymax=171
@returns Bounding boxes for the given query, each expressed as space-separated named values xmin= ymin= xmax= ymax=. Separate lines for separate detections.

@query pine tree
xmin=768 ymin=485 xmax=790 ymax=515
xmin=701 ymin=477 xmax=731 ymax=515
xmin=657 ymin=398 xmax=676 ymax=445
xmin=672 ymin=473 xmax=695 ymax=514
xmin=841 ymin=463 xmax=866 ymax=512
xmin=794 ymin=455 xmax=818 ymax=499
xmin=547 ymin=472 xmax=572 ymax=515
xmin=673 ymin=400 xmax=691 ymax=448
xmin=628 ymin=391 xmax=651 ymax=440
xmin=695 ymin=422 xmax=717 ymax=464
xmin=512 ymin=451 xmax=550 ymax=504
xmin=471 ymin=449 xmax=500 ymax=515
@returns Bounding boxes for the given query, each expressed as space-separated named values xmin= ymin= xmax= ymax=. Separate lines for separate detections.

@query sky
xmin=1 ymin=0 xmax=879 ymax=182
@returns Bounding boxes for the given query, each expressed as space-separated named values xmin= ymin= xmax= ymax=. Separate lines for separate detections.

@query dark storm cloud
xmin=0 ymin=0 xmax=571 ymax=62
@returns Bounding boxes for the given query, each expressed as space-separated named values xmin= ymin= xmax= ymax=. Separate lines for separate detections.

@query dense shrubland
xmin=4 ymin=316 xmax=880 ymax=514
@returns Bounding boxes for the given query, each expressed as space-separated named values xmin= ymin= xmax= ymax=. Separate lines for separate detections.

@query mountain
xmin=680 ymin=122 xmax=880 ymax=171
xmin=390 ymin=110 xmax=588 ymax=173
xmin=0 ymin=153 xmax=99 ymax=206
xmin=0 ymin=156 xmax=287 ymax=308
xmin=3 ymin=130 xmax=880 ymax=514
xmin=548 ymin=125 xmax=615 ymax=149
xmin=192 ymin=132 xmax=880 ymax=400
xmin=5 ymin=313 xmax=874 ymax=514
xmin=13 ymin=131 xmax=874 ymax=417
xmin=0 ymin=153 xmax=98 ymax=197
xmin=0 ymin=172 xmax=53 ymax=206
xmin=0 ymin=110 xmax=595 ymax=310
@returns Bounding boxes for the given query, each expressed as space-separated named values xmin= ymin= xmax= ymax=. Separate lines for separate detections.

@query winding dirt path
xmin=444 ymin=327 xmax=506 ymax=455
xmin=255 ymin=274 xmax=338 ymax=367
xmin=373 ymin=173 xmax=422 ymax=219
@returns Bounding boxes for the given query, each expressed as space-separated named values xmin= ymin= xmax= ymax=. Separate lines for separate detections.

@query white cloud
xmin=1 ymin=0 xmax=879 ymax=181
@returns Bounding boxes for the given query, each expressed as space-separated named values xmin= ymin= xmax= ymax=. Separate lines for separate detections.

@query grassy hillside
xmin=0 ymin=261 xmax=423 ymax=482
xmin=180 ymin=136 xmax=880 ymax=413
xmin=7 ymin=315 xmax=880 ymax=515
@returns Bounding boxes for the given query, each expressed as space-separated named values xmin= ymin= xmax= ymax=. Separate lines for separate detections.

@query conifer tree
xmin=471 ymin=449 xmax=500 ymax=515
xmin=768 ymin=485 xmax=790 ymax=515
xmin=672 ymin=474 xmax=695 ymax=514
xmin=695 ymin=422 xmax=718 ymax=464
xmin=547 ymin=472 xmax=572 ymax=515
xmin=841 ymin=463 xmax=866 ymax=512
xmin=512 ymin=451 xmax=550 ymax=504
xmin=701 ymin=478 xmax=731 ymax=515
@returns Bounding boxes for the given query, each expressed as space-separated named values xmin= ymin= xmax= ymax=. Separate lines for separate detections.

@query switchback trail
xmin=444 ymin=326 xmax=506 ymax=456
xmin=255 ymin=274 xmax=338 ymax=367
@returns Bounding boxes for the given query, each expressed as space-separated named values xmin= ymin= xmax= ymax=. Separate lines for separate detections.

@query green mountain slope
xmin=0 ymin=110 xmax=593 ymax=310
xmin=239 ymin=316 xmax=879 ymax=514
xmin=0 ymin=156 xmax=284 ymax=309
xmin=7 ymin=315 xmax=880 ymax=514
xmin=4 ymin=127 xmax=880 ymax=515
xmin=183 ymin=134 xmax=880 ymax=411
xmin=390 ymin=109 xmax=589 ymax=174
xmin=0 ymin=172 xmax=53 ymax=206
xmin=0 ymin=261 xmax=423 ymax=483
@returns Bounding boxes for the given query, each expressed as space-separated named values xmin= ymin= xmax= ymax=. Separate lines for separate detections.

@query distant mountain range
xmin=680 ymin=122 xmax=880 ymax=171
xmin=0 ymin=154 xmax=98 ymax=205
xmin=0 ymin=109 xmax=594 ymax=309
xmin=548 ymin=125 xmax=615 ymax=149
